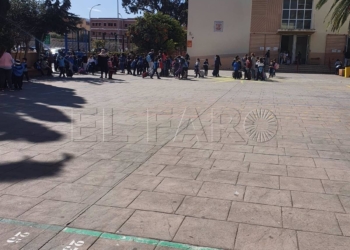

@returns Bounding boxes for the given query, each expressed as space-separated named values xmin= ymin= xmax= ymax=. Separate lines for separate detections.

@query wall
xmin=309 ymin=0 xmax=349 ymax=64
xmin=249 ymin=0 xmax=282 ymax=59
xmin=187 ymin=0 xmax=252 ymax=61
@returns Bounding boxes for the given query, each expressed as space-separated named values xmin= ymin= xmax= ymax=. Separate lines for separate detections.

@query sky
xmin=70 ymin=0 xmax=140 ymax=19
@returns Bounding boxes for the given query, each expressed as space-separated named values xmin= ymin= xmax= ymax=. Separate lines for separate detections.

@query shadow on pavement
xmin=37 ymin=75 xmax=127 ymax=85
xmin=0 ymin=81 xmax=86 ymax=143
xmin=0 ymin=154 xmax=73 ymax=182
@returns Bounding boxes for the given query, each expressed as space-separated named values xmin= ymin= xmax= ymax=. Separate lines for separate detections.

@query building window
xmin=92 ymin=32 xmax=95 ymax=35
xmin=99 ymin=32 xmax=101 ymax=35
xmin=125 ymin=24 xmax=127 ymax=28
xmin=99 ymin=23 xmax=101 ymax=26
xmin=282 ymin=0 xmax=312 ymax=29
xmin=114 ymin=23 xmax=116 ymax=26
xmin=104 ymin=23 xmax=106 ymax=26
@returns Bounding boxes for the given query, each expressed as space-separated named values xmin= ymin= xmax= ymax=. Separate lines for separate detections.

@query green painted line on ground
xmin=47 ymin=225 xmax=65 ymax=232
xmin=0 ymin=218 xmax=220 ymax=250
xmin=0 ymin=218 xmax=51 ymax=230
xmin=101 ymin=232 xmax=158 ymax=245
xmin=63 ymin=227 xmax=102 ymax=237
xmin=158 ymin=241 xmax=221 ymax=250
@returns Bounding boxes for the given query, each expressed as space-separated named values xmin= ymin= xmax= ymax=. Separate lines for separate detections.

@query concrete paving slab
xmin=298 ymin=231 xmax=350 ymax=250
xmin=154 ymin=178 xmax=203 ymax=196
xmin=234 ymin=224 xmax=298 ymax=250
xmin=70 ymin=205 xmax=134 ymax=232
xmin=173 ymin=217 xmax=237 ymax=249
xmin=119 ymin=211 xmax=184 ymax=241
xmin=282 ymin=207 xmax=342 ymax=235
xmin=244 ymin=186 xmax=292 ymax=207
xmin=0 ymin=195 xmax=42 ymax=218
xmin=175 ymin=196 xmax=231 ymax=220
xmin=228 ymin=201 xmax=282 ymax=227
xmin=18 ymin=200 xmax=87 ymax=225
xmin=39 ymin=230 xmax=98 ymax=250
xmin=96 ymin=187 xmax=141 ymax=208
xmin=128 ymin=191 xmax=184 ymax=213
xmin=89 ymin=238 xmax=156 ymax=250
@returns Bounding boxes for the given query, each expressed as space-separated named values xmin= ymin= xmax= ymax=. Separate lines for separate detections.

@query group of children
xmin=232 ymin=54 xmax=279 ymax=81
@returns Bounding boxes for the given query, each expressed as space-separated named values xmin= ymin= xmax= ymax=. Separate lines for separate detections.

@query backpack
xmin=146 ymin=55 xmax=151 ymax=62
xmin=131 ymin=60 xmax=136 ymax=68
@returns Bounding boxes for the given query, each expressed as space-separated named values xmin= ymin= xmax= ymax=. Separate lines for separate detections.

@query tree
xmin=129 ymin=12 xmax=186 ymax=53
xmin=2 ymin=0 xmax=80 ymax=56
xmin=6 ymin=0 xmax=40 ymax=56
xmin=32 ymin=0 xmax=81 ymax=57
xmin=122 ymin=0 xmax=188 ymax=25
xmin=316 ymin=0 xmax=350 ymax=31
xmin=93 ymin=40 xmax=106 ymax=50
xmin=0 ymin=0 xmax=11 ymax=50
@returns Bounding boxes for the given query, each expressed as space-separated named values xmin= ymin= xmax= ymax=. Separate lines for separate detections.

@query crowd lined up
xmin=51 ymin=48 xmax=225 ymax=80
xmin=0 ymin=45 xmax=281 ymax=92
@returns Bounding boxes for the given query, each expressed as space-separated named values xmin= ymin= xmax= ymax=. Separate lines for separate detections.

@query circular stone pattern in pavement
xmin=244 ymin=109 xmax=278 ymax=142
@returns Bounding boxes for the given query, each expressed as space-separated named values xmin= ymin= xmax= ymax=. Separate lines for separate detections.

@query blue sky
xmin=70 ymin=0 xmax=140 ymax=19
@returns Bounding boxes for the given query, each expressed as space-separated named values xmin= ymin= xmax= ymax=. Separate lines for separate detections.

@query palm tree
xmin=316 ymin=0 xmax=350 ymax=31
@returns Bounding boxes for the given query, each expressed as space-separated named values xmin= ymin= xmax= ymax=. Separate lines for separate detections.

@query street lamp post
xmin=117 ymin=0 xmax=120 ymax=52
xmin=89 ymin=3 xmax=101 ymax=51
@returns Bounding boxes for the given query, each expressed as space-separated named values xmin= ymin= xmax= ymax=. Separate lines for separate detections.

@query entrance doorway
xmin=296 ymin=36 xmax=308 ymax=64
xmin=280 ymin=35 xmax=309 ymax=64
xmin=280 ymin=35 xmax=293 ymax=64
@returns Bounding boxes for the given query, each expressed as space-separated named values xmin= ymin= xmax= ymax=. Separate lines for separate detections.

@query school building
xmin=187 ymin=0 xmax=350 ymax=68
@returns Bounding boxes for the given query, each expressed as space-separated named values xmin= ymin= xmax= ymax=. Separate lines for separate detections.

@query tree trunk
xmin=35 ymin=34 xmax=45 ymax=59
xmin=24 ymin=40 xmax=29 ymax=58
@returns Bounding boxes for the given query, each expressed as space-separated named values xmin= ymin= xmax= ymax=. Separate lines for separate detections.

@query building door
xmin=281 ymin=35 xmax=293 ymax=54
xmin=296 ymin=36 xmax=308 ymax=64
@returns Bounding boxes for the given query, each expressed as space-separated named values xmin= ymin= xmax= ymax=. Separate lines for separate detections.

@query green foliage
xmin=316 ymin=0 xmax=350 ymax=31
xmin=129 ymin=12 xmax=186 ymax=53
xmin=93 ymin=40 xmax=106 ymax=50
xmin=122 ymin=0 xmax=188 ymax=25
xmin=0 ymin=0 xmax=80 ymax=54
xmin=0 ymin=0 xmax=12 ymax=50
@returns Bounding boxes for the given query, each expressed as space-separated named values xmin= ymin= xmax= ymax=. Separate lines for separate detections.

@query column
xmin=292 ymin=35 xmax=297 ymax=63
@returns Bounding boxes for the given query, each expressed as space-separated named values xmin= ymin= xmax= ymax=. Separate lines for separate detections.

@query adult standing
xmin=265 ymin=49 xmax=270 ymax=65
xmin=0 ymin=46 xmax=14 ymax=91
xmin=98 ymin=49 xmax=109 ymax=78
xmin=344 ymin=50 xmax=350 ymax=67
xmin=214 ymin=55 xmax=221 ymax=77
xmin=245 ymin=56 xmax=252 ymax=80
xmin=297 ymin=51 xmax=302 ymax=64
xmin=185 ymin=53 xmax=190 ymax=68
xmin=251 ymin=53 xmax=256 ymax=80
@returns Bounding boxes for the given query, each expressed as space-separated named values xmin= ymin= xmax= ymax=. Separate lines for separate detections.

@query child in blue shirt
xmin=150 ymin=59 xmax=161 ymax=79
xmin=232 ymin=59 xmax=241 ymax=79
xmin=22 ymin=58 xmax=29 ymax=82
xmin=12 ymin=59 xmax=25 ymax=90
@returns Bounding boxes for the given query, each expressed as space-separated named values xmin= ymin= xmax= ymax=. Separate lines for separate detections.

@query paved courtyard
xmin=1 ymin=71 xmax=350 ymax=249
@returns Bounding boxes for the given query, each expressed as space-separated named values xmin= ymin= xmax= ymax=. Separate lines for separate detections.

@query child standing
xmin=22 ymin=58 xmax=29 ymax=82
xmin=269 ymin=60 xmax=275 ymax=78
xmin=131 ymin=58 xmax=137 ymax=76
xmin=150 ymin=59 xmax=161 ymax=79
xmin=57 ymin=56 xmax=66 ymax=77
xmin=232 ymin=59 xmax=240 ymax=79
xmin=126 ymin=57 xmax=132 ymax=75
xmin=108 ymin=58 xmax=114 ymax=79
xmin=12 ymin=59 xmax=24 ymax=90
xmin=194 ymin=58 xmax=200 ymax=78
xmin=203 ymin=59 xmax=209 ymax=76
